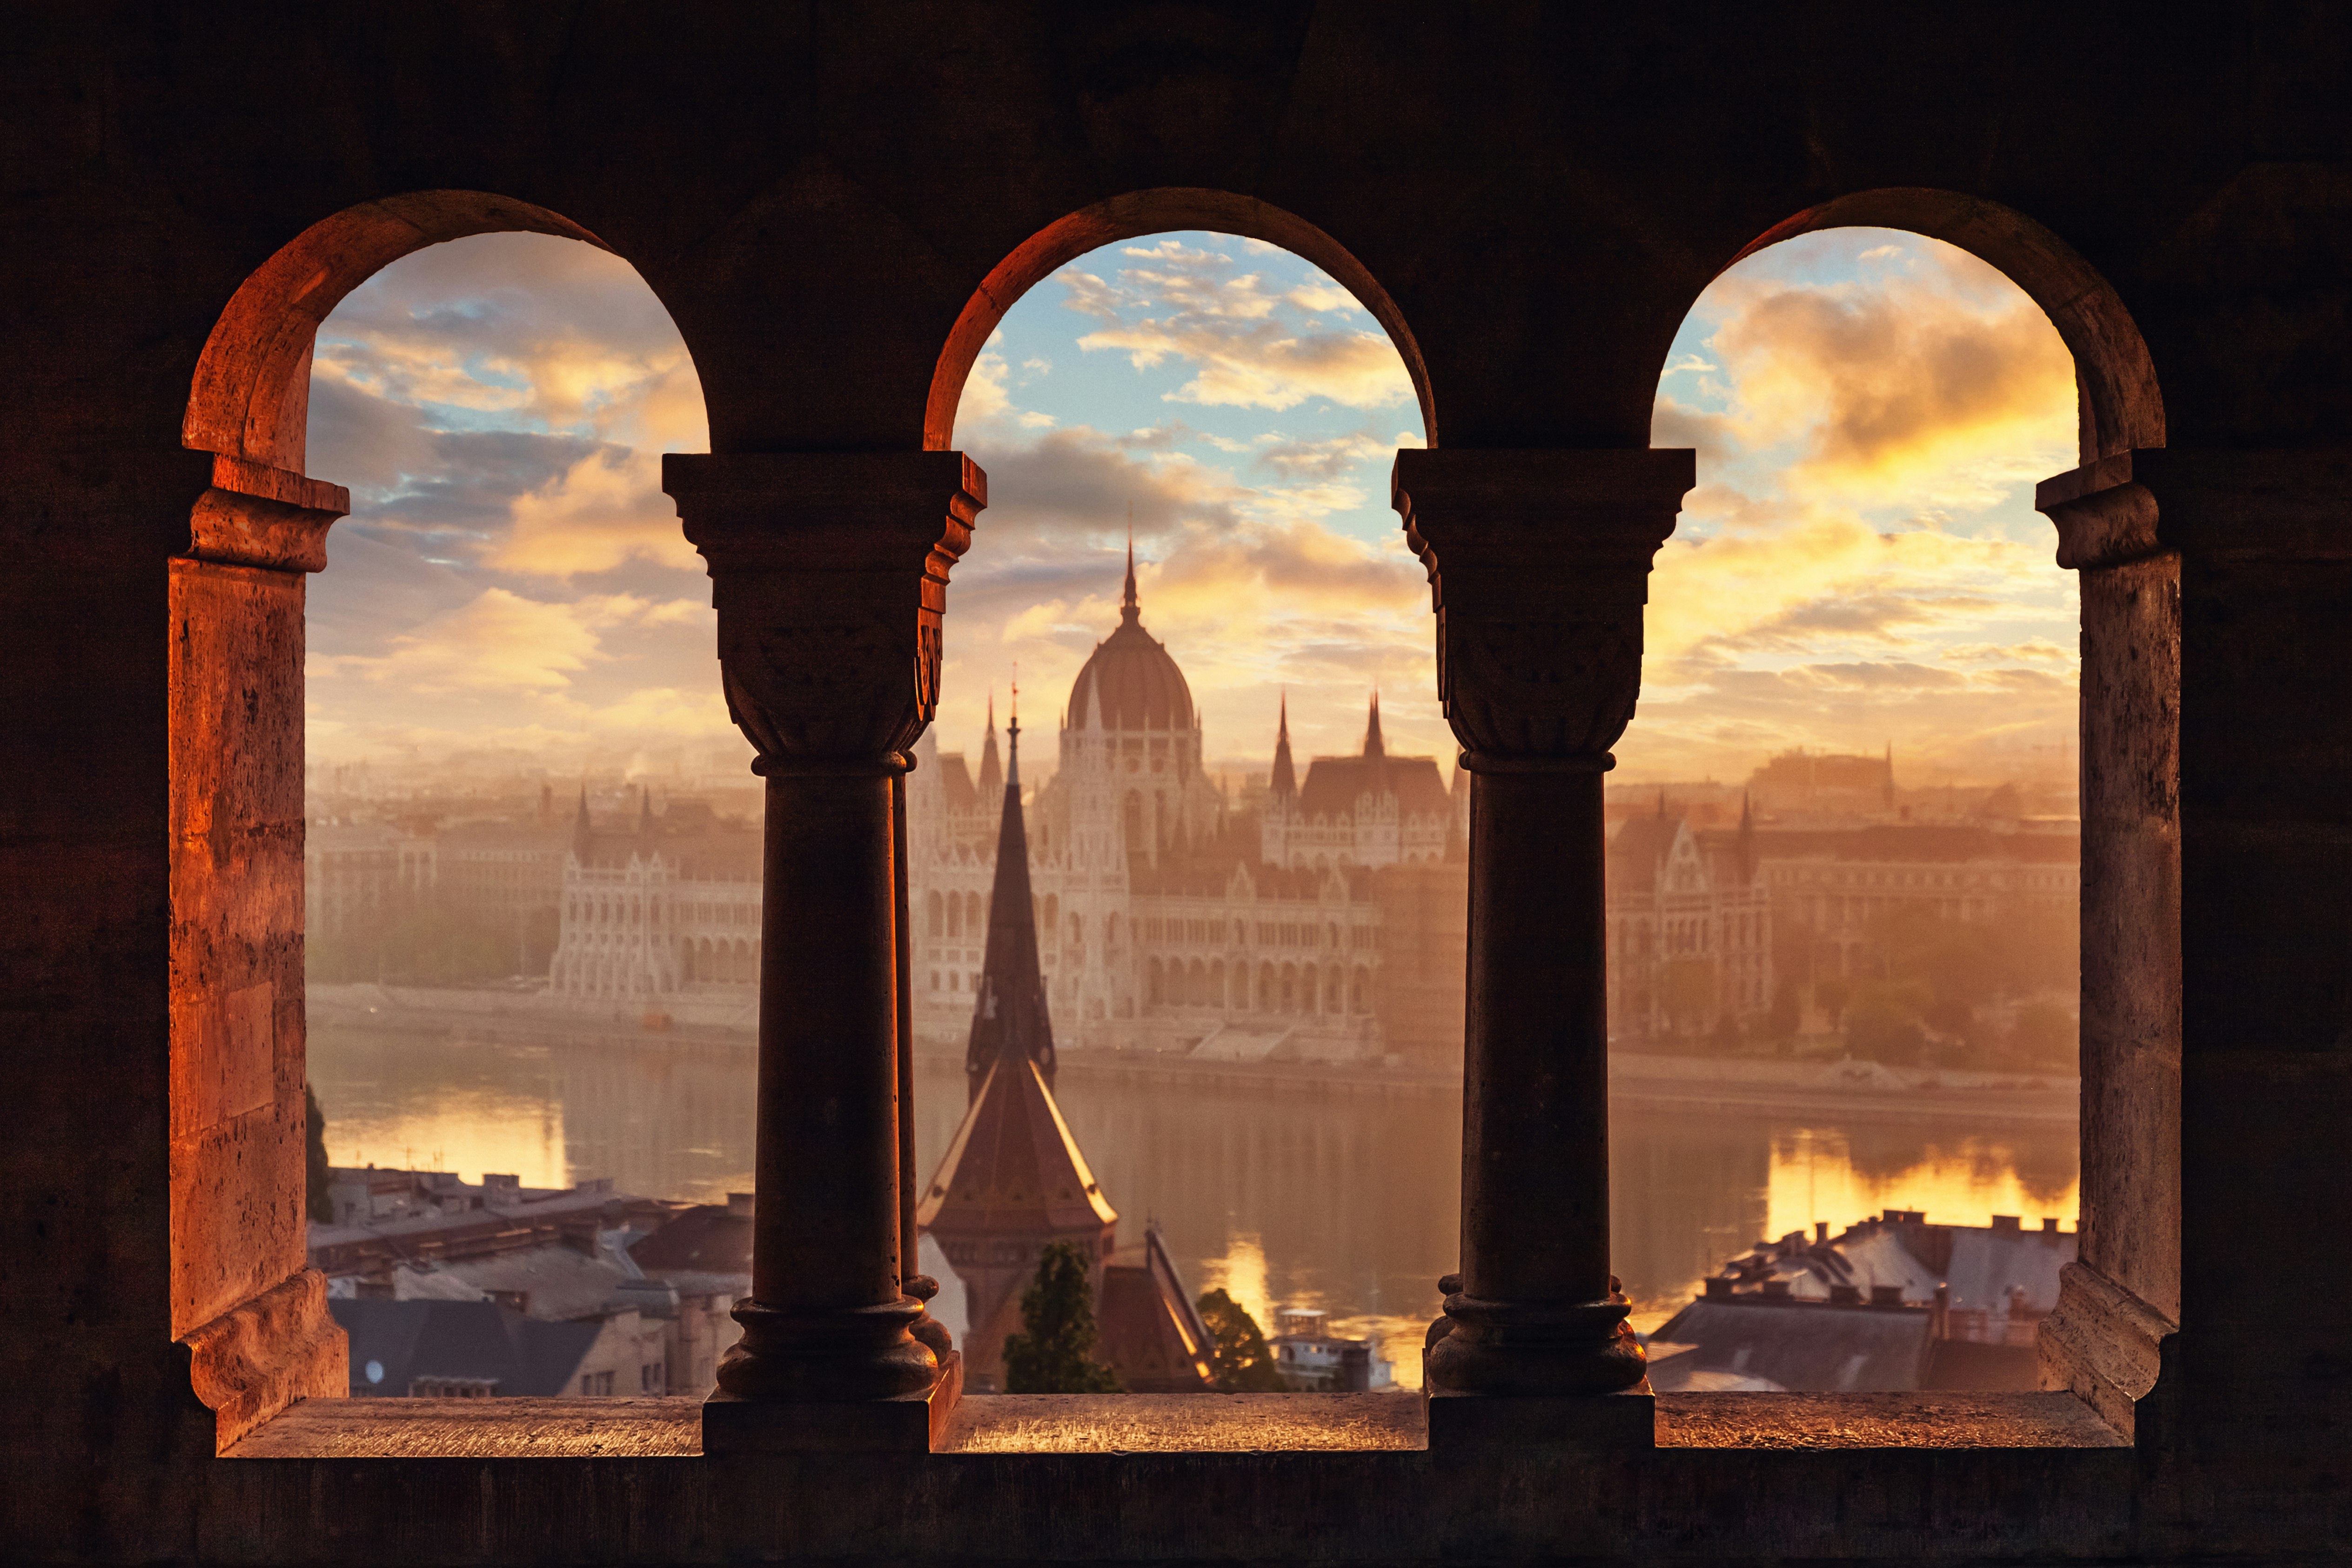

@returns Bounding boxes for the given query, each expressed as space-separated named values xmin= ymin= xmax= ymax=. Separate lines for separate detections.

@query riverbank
xmin=307 ymin=983 xmax=2077 ymax=1124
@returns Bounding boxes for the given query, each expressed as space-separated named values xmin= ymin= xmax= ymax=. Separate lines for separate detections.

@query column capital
xmin=665 ymin=451 xmax=984 ymax=765
xmin=2039 ymin=447 xmax=2352 ymax=569
xmin=1392 ymin=448 xmax=1693 ymax=763
xmin=183 ymin=454 xmax=351 ymax=574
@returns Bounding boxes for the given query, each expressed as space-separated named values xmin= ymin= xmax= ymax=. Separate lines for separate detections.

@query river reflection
xmin=308 ymin=1024 xmax=2078 ymax=1387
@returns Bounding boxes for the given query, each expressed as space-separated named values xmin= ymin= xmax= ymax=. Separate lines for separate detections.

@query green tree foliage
xmin=305 ymin=1083 xmax=334 ymax=1223
xmin=1833 ymin=904 xmax=2080 ymax=1069
xmin=1845 ymin=978 xmax=1935 ymax=1065
xmin=1195 ymin=1287 xmax=1285 ymax=1391
xmin=1002 ymin=1240 xmax=1122 ymax=1394
xmin=2003 ymin=1001 xmax=2078 ymax=1075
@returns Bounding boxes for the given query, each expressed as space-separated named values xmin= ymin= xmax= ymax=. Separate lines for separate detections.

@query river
xmin=307 ymin=1022 xmax=2080 ymax=1386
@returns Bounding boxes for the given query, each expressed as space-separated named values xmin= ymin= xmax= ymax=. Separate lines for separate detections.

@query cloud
xmin=314 ymin=588 xmax=631 ymax=694
xmin=489 ymin=447 xmax=702 ymax=577
xmin=1057 ymin=244 xmax=1414 ymax=412
xmin=1696 ymin=247 xmax=2076 ymax=507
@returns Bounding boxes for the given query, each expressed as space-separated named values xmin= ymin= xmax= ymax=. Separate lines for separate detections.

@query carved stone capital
xmin=1393 ymin=449 xmax=1693 ymax=761
xmin=184 ymin=454 xmax=351 ymax=574
xmin=665 ymin=452 xmax=983 ymax=764
xmin=2039 ymin=447 xmax=2352 ymax=569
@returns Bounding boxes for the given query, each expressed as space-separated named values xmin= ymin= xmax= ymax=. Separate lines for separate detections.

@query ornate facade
xmin=909 ymin=560 xmax=1468 ymax=1064
xmin=1605 ymin=804 xmax=1774 ymax=1042
xmin=544 ymin=791 xmax=763 ymax=1023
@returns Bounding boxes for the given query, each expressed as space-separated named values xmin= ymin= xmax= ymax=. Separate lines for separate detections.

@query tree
xmin=1814 ymin=975 xmax=1851 ymax=1030
xmin=1195 ymin=1287 xmax=1285 ymax=1391
xmin=1001 ymin=1240 xmax=1122 ymax=1394
xmin=305 ymin=1083 xmax=334 ymax=1223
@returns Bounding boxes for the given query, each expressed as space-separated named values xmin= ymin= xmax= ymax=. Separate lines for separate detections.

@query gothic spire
xmin=571 ymin=783 xmax=594 ymax=865
xmin=1271 ymin=690 xmax=1296 ymax=798
xmin=1364 ymin=689 xmax=1386 ymax=762
xmin=638 ymin=784 xmax=654 ymax=836
xmin=965 ymin=686 xmax=1055 ymax=1103
xmin=1120 ymin=513 xmax=1141 ymax=627
xmin=976 ymin=691 xmax=1002 ymax=803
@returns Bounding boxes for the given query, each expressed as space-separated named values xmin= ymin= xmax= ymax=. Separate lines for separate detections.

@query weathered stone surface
xmin=5 ymin=7 xmax=2352 ymax=1562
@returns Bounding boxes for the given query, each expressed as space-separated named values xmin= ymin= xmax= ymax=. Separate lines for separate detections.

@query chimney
xmin=2041 ymin=1217 xmax=2061 ymax=1245
xmin=726 ymin=1192 xmax=754 ymax=1220
xmin=1829 ymin=1284 xmax=1863 ymax=1306
xmin=1703 ymin=1277 xmax=1733 ymax=1300
xmin=1762 ymin=1278 xmax=1792 ymax=1298
xmin=1815 ymin=1221 xmax=1829 ymax=1244
xmin=1932 ymin=1282 xmax=1950 ymax=1340
xmin=1991 ymin=1214 xmax=2022 ymax=1235
xmin=1869 ymin=1284 xmax=1904 ymax=1308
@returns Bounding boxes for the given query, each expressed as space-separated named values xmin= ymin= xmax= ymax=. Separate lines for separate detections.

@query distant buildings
xmin=904 ymin=558 xmax=1468 ymax=1066
xmin=1605 ymin=804 xmax=1773 ymax=1042
xmin=1649 ymin=1209 xmax=2077 ymax=1393
xmin=310 ymin=1166 xmax=739 ymax=1398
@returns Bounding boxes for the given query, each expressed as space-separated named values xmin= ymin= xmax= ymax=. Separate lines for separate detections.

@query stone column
xmin=2038 ymin=449 xmax=2352 ymax=1498
xmin=666 ymin=451 xmax=981 ymax=1449
xmin=1392 ymin=448 xmax=1691 ymax=1441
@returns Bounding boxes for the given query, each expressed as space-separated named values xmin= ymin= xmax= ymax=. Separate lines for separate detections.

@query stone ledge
xmin=226 ymin=1389 xmax=2120 ymax=1460
xmin=1656 ymin=1391 xmax=2126 ymax=1449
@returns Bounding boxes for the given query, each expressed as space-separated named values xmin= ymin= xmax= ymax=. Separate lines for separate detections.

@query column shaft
xmin=1461 ymin=765 xmax=1609 ymax=1307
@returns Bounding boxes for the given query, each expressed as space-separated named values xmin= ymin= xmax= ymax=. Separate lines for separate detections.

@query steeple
xmin=1120 ymin=509 xmax=1141 ymax=627
xmin=1270 ymin=691 xmax=1296 ymax=799
xmin=964 ymin=686 xmax=1055 ymax=1103
xmin=976 ymin=693 xmax=1002 ymax=802
xmin=637 ymin=784 xmax=654 ymax=837
xmin=1363 ymin=689 xmax=1386 ymax=762
xmin=571 ymin=784 xmax=594 ymax=865
xmin=1737 ymin=790 xmax=1757 ymax=882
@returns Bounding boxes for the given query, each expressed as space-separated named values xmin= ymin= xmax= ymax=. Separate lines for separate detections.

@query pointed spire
xmin=1120 ymin=512 xmax=1141 ymax=627
xmin=965 ymin=684 xmax=1055 ymax=1103
xmin=976 ymin=691 xmax=1003 ymax=803
xmin=1364 ymin=689 xmax=1385 ymax=761
xmin=571 ymin=783 xmax=594 ymax=864
xmin=1271 ymin=690 xmax=1296 ymax=799
xmin=638 ymin=784 xmax=654 ymax=836
xmin=1738 ymin=790 xmax=1757 ymax=881
xmin=1008 ymin=676 xmax=1021 ymax=788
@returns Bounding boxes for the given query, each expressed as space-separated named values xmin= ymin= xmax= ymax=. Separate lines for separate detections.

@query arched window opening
xmin=1603 ymin=215 xmax=2144 ymax=1397
xmin=214 ymin=214 xmax=749 ymax=1415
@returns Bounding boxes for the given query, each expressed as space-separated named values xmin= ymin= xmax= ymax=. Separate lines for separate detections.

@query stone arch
xmin=185 ymin=191 xmax=627 ymax=474
xmin=1210 ymin=958 xmax=1226 ymax=1006
xmin=946 ymin=893 xmax=963 ymax=940
xmin=926 ymin=188 xmax=1438 ymax=449
xmin=1147 ymin=958 xmax=1163 ymax=1006
xmin=928 ymin=890 xmax=944 ymax=939
xmin=966 ymin=890 xmax=984 ymax=938
xmin=1259 ymin=962 xmax=1277 ymax=1013
xmin=1720 ymin=189 xmax=2163 ymax=463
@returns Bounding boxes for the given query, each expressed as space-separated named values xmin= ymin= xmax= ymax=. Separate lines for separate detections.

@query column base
xmin=1424 ymin=1381 xmax=1655 ymax=1452
xmin=703 ymin=1350 xmax=962 ymax=1454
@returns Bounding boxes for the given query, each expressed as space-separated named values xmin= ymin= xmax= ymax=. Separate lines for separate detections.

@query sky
xmin=305 ymin=228 xmax=2079 ymax=791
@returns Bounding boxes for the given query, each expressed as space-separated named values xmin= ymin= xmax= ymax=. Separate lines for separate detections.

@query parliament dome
xmin=1066 ymin=550 xmax=1195 ymax=733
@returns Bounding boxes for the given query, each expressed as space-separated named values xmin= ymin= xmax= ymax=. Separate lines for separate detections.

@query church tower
xmin=962 ymin=704 xmax=1055 ymax=1102
xmin=919 ymin=707 xmax=1119 ymax=1389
